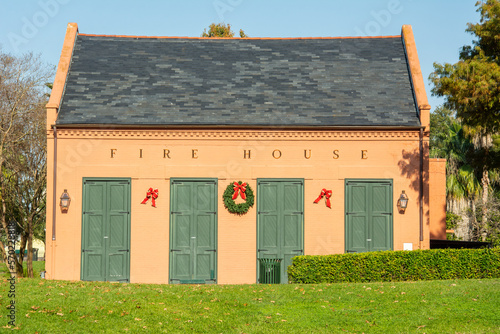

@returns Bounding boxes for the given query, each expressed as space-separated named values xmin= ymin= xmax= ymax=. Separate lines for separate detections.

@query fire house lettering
xmin=333 ymin=150 xmax=339 ymax=159
xmin=304 ymin=149 xmax=311 ymax=159
xmin=108 ymin=148 xmax=374 ymax=160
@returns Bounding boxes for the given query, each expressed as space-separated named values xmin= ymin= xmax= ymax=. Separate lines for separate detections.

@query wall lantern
xmin=60 ymin=189 xmax=71 ymax=213
xmin=398 ymin=190 xmax=408 ymax=212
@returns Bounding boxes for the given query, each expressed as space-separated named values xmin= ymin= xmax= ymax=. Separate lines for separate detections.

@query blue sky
xmin=0 ymin=0 xmax=481 ymax=111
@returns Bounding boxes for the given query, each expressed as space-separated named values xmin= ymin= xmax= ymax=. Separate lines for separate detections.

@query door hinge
xmin=257 ymin=249 xmax=269 ymax=252
xmin=118 ymin=211 xmax=130 ymax=214
xmin=292 ymin=249 xmax=303 ymax=253
xmin=292 ymin=212 xmax=303 ymax=215
xmin=115 ymin=279 xmax=129 ymax=282
xmin=170 ymin=249 xmax=181 ymax=252
xmin=258 ymin=212 xmax=270 ymax=214
xmin=171 ymin=211 xmax=182 ymax=214
xmin=117 ymin=249 xmax=129 ymax=252
xmin=83 ymin=212 xmax=95 ymax=215
xmin=82 ymin=249 xmax=94 ymax=253
xmin=205 ymin=212 xmax=216 ymax=214
xmin=381 ymin=213 xmax=392 ymax=215
xmin=205 ymin=249 xmax=217 ymax=252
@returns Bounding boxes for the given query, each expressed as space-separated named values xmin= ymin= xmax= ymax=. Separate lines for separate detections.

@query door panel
xmin=170 ymin=180 xmax=217 ymax=284
xmin=349 ymin=215 xmax=368 ymax=253
xmin=82 ymin=179 xmax=130 ymax=282
xmin=345 ymin=180 xmax=392 ymax=253
xmin=257 ymin=180 xmax=304 ymax=284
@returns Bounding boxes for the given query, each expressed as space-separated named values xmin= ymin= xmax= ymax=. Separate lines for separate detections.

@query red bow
xmin=232 ymin=182 xmax=247 ymax=200
xmin=141 ymin=188 xmax=159 ymax=207
xmin=314 ymin=188 xmax=332 ymax=208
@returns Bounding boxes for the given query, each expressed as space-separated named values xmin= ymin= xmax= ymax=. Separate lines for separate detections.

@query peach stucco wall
xmin=429 ymin=158 xmax=447 ymax=240
xmin=45 ymin=128 xmax=430 ymax=283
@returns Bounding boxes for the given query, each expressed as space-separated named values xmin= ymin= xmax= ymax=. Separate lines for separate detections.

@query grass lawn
xmin=0 ymin=263 xmax=499 ymax=333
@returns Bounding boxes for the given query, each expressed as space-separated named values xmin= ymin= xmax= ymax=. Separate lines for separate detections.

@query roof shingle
xmin=57 ymin=35 xmax=419 ymax=127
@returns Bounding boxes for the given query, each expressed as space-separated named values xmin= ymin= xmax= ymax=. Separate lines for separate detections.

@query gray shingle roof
xmin=56 ymin=35 xmax=420 ymax=127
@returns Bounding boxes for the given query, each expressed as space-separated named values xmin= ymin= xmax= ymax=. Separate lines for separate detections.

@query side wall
xmin=45 ymin=128 xmax=429 ymax=284
xmin=429 ymin=158 xmax=447 ymax=240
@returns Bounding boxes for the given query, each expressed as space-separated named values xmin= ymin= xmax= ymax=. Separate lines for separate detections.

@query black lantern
xmin=398 ymin=190 xmax=408 ymax=210
xmin=60 ymin=189 xmax=71 ymax=213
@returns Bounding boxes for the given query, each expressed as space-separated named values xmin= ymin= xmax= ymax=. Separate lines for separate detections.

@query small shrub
xmin=288 ymin=248 xmax=500 ymax=283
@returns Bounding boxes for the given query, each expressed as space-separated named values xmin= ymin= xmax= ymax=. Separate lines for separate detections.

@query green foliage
xmin=446 ymin=212 xmax=462 ymax=230
xmin=222 ymin=181 xmax=254 ymax=214
xmin=429 ymin=106 xmax=455 ymax=157
xmin=201 ymin=23 xmax=248 ymax=38
xmin=1 ymin=260 xmax=44 ymax=278
xmin=430 ymin=116 xmax=481 ymax=201
xmin=430 ymin=57 xmax=500 ymax=133
xmin=474 ymin=193 xmax=500 ymax=245
xmin=288 ymin=248 xmax=500 ymax=283
xmin=239 ymin=29 xmax=248 ymax=38
xmin=460 ymin=0 xmax=500 ymax=62
xmin=430 ymin=0 xmax=500 ymax=133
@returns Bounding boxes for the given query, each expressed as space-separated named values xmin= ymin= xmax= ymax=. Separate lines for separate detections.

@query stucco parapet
xmin=51 ymin=129 xmax=420 ymax=141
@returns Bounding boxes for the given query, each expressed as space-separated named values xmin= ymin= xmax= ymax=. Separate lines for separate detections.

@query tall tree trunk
xmin=447 ymin=197 xmax=474 ymax=241
xmin=480 ymin=133 xmax=491 ymax=242
xmin=0 ymin=156 xmax=24 ymax=277
xmin=470 ymin=199 xmax=477 ymax=241
xmin=481 ymin=167 xmax=490 ymax=241
xmin=27 ymin=215 xmax=34 ymax=278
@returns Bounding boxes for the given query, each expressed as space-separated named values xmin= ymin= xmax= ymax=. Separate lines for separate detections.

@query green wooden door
xmin=170 ymin=179 xmax=217 ymax=284
xmin=345 ymin=179 xmax=393 ymax=253
xmin=257 ymin=179 xmax=304 ymax=284
xmin=81 ymin=179 xmax=131 ymax=282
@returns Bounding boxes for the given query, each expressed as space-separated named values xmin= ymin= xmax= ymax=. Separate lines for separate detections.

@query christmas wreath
xmin=223 ymin=181 xmax=254 ymax=215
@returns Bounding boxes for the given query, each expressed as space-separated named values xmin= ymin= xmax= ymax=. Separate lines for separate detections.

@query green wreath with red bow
xmin=223 ymin=181 xmax=254 ymax=214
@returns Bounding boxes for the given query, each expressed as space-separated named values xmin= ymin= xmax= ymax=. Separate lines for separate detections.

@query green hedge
xmin=287 ymin=248 xmax=500 ymax=283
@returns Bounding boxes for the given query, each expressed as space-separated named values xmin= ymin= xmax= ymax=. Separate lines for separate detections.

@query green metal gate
xmin=169 ymin=179 xmax=217 ymax=284
xmin=81 ymin=179 xmax=131 ymax=282
xmin=257 ymin=179 xmax=304 ymax=284
xmin=345 ymin=179 xmax=393 ymax=253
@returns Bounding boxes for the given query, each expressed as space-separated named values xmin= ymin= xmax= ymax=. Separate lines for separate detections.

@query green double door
xmin=81 ymin=179 xmax=131 ymax=282
xmin=257 ymin=179 xmax=304 ymax=284
xmin=169 ymin=179 xmax=217 ymax=284
xmin=345 ymin=179 xmax=393 ymax=253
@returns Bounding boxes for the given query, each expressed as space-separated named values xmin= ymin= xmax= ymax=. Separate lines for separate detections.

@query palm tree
xmin=431 ymin=115 xmax=481 ymax=240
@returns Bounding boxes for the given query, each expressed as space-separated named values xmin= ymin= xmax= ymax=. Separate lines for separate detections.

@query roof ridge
xmin=78 ymin=33 xmax=401 ymax=40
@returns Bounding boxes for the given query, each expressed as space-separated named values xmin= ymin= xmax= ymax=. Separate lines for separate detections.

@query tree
xmin=0 ymin=50 xmax=51 ymax=277
xmin=3 ymin=104 xmax=46 ymax=278
xmin=202 ymin=23 xmax=248 ymax=38
xmin=430 ymin=111 xmax=481 ymax=239
xmin=429 ymin=106 xmax=455 ymax=158
xmin=430 ymin=0 xmax=500 ymax=241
